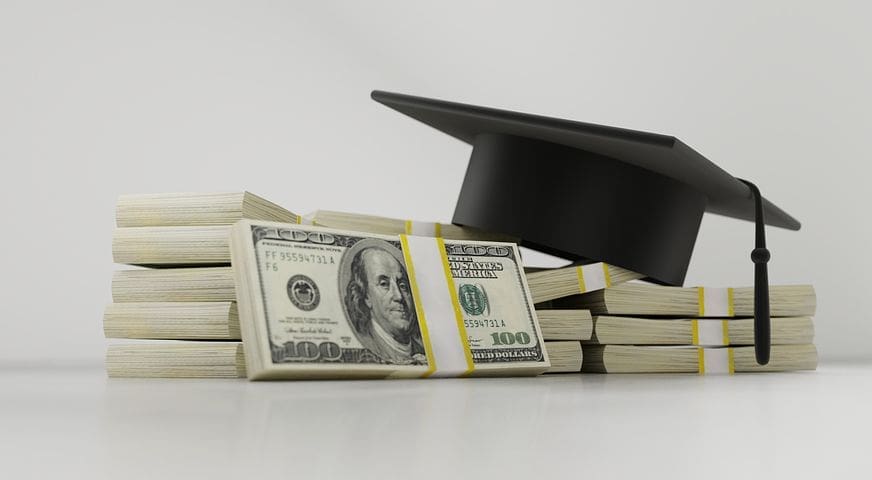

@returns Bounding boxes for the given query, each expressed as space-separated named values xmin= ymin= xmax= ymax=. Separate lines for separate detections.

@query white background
xmin=1 ymin=0 xmax=869 ymax=364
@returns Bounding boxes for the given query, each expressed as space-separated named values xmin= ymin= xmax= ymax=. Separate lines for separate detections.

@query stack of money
xmin=539 ymin=283 xmax=818 ymax=374
xmin=310 ymin=210 xmax=819 ymax=374
xmin=106 ymin=193 xmax=612 ymax=378
xmin=106 ymin=192 xmax=301 ymax=377
xmin=106 ymin=192 xmax=816 ymax=377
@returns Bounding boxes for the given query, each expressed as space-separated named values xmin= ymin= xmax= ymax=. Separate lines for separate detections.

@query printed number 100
xmin=490 ymin=331 xmax=531 ymax=346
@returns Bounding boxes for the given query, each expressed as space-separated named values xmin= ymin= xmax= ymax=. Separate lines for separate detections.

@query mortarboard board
xmin=371 ymin=89 xmax=799 ymax=365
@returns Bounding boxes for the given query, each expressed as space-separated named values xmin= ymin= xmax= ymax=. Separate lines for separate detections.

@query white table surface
xmin=2 ymin=362 xmax=870 ymax=479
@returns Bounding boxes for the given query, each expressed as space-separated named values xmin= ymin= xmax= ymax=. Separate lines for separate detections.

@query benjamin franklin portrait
xmin=340 ymin=239 xmax=426 ymax=365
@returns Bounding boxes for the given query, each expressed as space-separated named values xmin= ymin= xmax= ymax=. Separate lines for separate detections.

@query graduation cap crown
xmin=372 ymin=90 xmax=800 ymax=365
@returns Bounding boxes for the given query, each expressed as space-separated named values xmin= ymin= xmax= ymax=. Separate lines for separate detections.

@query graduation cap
xmin=372 ymin=90 xmax=800 ymax=365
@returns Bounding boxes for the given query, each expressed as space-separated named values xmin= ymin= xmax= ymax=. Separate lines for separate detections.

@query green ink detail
xmin=459 ymin=284 xmax=489 ymax=316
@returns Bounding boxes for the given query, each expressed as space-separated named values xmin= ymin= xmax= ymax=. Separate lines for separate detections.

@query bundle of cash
xmin=234 ymin=219 xmax=557 ymax=378
xmin=105 ymin=191 xmax=817 ymax=378
xmin=547 ymin=284 xmax=819 ymax=374
xmin=113 ymin=192 xmax=301 ymax=265
xmin=105 ymin=192 xmax=597 ymax=379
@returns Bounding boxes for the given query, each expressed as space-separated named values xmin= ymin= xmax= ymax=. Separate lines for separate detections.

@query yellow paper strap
xmin=691 ymin=319 xmax=731 ymax=346
xmin=576 ymin=263 xmax=612 ymax=294
xmin=399 ymin=235 xmax=436 ymax=378
xmin=436 ymin=237 xmax=475 ymax=376
xmin=576 ymin=267 xmax=586 ymax=293
xmin=727 ymin=288 xmax=735 ymax=316
xmin=698 ymin=347 xmax=735 ymax=375
xmin=404 ymin=220 xmax=443 ymax=238
xmin=697 ymin=287 xmax=735 ymax=317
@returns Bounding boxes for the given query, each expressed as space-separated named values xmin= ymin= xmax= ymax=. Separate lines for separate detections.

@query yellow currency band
xmin=691 ymin=319 xmax=731 ymax=346
xmin=436 ymin=237 xmax=475 ymax=376
xmin=697 ymin=347 xmax=736 ymax=375
xmin=722 ymin=320 xmax=730 ymax=345
xmin=575 ymin=266 xmax=586 ymax=293
xmin=697 ymin=287 xmax=736 ymax=317
xmin=575 ymin=264 xmax=612 ymax=293
xmin=727 ymin=287 xmax=735 ymax=316
xmin=399 ymin=235 xmax=436 ymax=378
xmin=728 ymin=348 xmax=736 ymax=374
xmin=404 ymin=221 xmax=442 ymax=237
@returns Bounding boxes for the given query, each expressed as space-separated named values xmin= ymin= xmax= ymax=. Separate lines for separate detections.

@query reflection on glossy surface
xmin=1 ymin=365 xmax=870 ymax=479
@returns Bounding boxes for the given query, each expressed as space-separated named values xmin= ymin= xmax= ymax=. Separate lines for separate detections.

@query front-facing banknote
xmin=230 ymin=220 xmax=549 ymax=380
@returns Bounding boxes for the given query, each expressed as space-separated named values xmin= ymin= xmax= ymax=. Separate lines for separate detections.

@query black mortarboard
xmin=371 ymin=90 xmax=800 ymax=365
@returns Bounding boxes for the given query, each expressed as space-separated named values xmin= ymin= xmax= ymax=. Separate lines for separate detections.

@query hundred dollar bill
xmin=230 ymin=220 xmax=549 ymax=380
xmin=302 ymin=209 xmax=516 ymax=242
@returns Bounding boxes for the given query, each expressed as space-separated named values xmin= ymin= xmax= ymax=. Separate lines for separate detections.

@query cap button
xmin=751 ymin=247 xmax=770 ymax=264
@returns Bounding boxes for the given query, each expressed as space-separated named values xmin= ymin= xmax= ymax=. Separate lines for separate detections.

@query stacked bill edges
xmin=107 ymin=192 xmax=591 ymax=378
xmin=542 ymin=283 xmax=817 ymax=373
xmin=105 ymin=191 xmax=816 ymax=378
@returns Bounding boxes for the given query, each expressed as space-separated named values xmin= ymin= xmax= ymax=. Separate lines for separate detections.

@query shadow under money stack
xmin=537 ymin=283 xmax=818 ymax=374
xmin=105 ymin=193 xmax=595 ymax=378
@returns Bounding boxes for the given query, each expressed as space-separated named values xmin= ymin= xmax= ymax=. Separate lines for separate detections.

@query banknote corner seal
xmin=287 ymin=274 xmax=321 ymax=311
